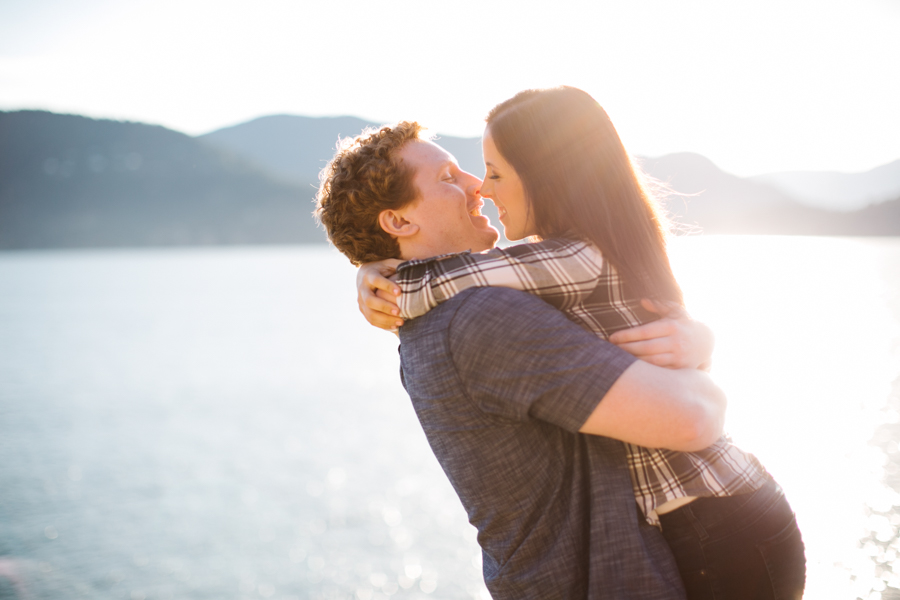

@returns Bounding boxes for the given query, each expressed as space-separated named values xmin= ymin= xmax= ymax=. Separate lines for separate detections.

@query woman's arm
xmin=397 ymin=239 xmax=604 ymax=320
xmin=356 ymin=260 xmax=404 ymax=331
xmin=354 ymin=240 xmax=602 ymax=330
xmin=608 ymin=300 xmax=715 ymax=371
xmin=356 ymin=254 xmax=717 ymax=370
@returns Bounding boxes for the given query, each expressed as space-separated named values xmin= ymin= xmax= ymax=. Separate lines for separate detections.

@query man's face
xmin=396 ymin=140 xmax=499 ymax=259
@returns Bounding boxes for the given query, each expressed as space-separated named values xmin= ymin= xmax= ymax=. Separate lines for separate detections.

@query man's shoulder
xmin=397 ymin=288 xmax=554 ymax=412
xmin=450 ymin=285 xmax=556 ymax=313
xmin=399 ymin=286 xmax=614 ymax=382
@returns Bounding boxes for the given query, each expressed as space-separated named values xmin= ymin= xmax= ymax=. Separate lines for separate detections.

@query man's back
xmin=398 ymin=287 xmax=685 ymax=600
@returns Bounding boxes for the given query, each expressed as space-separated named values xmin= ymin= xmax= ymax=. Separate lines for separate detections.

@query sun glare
xmin=670 ymin=235 xmax=900 ymax=599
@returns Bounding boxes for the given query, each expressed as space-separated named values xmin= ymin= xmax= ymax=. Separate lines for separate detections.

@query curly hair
xmin=314 ymin=121 xmax=426 ymax=265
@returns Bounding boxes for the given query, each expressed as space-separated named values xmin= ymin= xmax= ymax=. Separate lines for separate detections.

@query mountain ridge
xmin=1 ymin=109 xmax=898 ymax=250
xmin=200 ymin=115 xmax=900 ymax=215
xmin=0 ymin=110 xmax=325 ymax=249
xmin=751 ymin=159 xmax=900 ymax=212
xmin=198 ymin=114 xmax=487 ymax=184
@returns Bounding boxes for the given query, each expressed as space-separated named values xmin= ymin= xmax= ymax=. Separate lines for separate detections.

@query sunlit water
xmin=0 ymin=236 xmax=899 ymax=600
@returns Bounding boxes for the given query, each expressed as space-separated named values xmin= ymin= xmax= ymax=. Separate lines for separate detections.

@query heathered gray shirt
xmin=398 ymin=287 xmax=685 ymax=600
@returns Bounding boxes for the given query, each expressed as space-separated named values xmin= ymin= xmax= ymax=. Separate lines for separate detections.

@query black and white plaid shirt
xmin=396 ymin=238 xmax=767 ymax=525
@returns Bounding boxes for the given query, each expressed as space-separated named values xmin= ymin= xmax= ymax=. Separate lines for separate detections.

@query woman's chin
xmin=505 ymin=228 xmax=539 ymax=242
xmin=504 ymin=230 xmax=524 ymax=241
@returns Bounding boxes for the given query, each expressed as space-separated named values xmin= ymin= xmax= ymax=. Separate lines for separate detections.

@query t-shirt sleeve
xmin=447 ymin=287 xmax=637 ymax=432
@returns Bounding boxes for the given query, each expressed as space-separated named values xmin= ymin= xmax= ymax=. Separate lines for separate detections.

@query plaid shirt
xmin=396 ymin=238 xmax=767 ymax=525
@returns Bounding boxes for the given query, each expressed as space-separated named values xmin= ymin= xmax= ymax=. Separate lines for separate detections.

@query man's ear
xmin=378 ymin=209 xmax=419 ymax=238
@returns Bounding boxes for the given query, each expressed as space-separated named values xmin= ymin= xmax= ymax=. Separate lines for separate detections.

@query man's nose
xmin=464 ymin=173 xmax=482 ymax=197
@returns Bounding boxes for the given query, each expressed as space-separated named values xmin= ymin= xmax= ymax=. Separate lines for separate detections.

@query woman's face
xmin=481 ymin=128 xmax=535 ymax=241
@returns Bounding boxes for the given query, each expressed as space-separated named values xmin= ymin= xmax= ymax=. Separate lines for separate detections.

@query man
xmin=315 ymin=122 xmax=724 ymax=599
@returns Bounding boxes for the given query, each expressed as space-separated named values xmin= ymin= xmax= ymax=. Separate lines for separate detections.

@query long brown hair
xmin=486 ymin=86 xmax=683 ymax=304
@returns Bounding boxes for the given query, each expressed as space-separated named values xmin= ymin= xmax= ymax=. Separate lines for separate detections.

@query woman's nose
xmin=478 ymin=177 xmax=492 ymax=198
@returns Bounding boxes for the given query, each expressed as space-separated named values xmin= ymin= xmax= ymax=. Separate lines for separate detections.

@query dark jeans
xmin=658 ymin=475 xmax=806 ymax=600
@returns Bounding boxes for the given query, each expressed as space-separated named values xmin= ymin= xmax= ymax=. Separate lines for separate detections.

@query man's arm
xmin=578 ymin=361 xmax=725 ymax=451
xmin=448 ymin=288 xmax=725 ymax=452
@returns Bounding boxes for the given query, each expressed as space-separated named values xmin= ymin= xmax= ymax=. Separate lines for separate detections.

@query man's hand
xmin=608 ymin=299 xmax=714 ymax=371
xmin=357 ymin=259 xmax=404 ymax=331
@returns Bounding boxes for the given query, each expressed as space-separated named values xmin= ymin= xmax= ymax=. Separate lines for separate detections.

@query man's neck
xmin=399 ymin=240 xmax=494 ymax=261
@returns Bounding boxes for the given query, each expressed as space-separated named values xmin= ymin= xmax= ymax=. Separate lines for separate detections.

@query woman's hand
xmin=608 ymin=299 xmax=715 ymax=371
xmin=357 ymin=259 xmax=404 ymax=331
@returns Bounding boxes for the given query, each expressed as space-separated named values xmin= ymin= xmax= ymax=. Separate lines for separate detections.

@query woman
xmin=359 ymin=86 xmax=806 ymax=599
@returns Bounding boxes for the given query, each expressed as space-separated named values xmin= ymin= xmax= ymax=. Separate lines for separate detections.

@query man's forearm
xmin=578 ymin=360 xmax=726 ymax=451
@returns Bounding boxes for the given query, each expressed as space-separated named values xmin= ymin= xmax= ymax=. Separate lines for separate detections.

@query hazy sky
xmin=1 ymin=0 xmax=898 ymax=176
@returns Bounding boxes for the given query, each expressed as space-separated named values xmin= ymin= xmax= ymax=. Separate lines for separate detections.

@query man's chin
xmin=470 ymin=214 xmax=498 ymax=237
xmin=474 ymin=226 xmax=500 ymax=252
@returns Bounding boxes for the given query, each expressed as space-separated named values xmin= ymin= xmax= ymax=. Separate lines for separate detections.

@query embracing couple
xmin=316 ymin=87 xmax=805 ymax=599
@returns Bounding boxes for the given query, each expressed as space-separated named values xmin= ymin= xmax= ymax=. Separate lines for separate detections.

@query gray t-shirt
xmin=398 ymin=287 xmax=685 ymax=600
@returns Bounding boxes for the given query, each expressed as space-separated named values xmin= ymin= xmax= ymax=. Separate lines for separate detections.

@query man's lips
xmin=468 ymin=199 xmax=496 ymax=231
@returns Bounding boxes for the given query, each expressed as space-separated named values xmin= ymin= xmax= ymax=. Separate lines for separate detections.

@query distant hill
xmin=0 ymin=111 xmax=325 ymax=249
xmin=1 ymin=110 xmax=898 ymax=250
xmin=198 ymin=115 xmax=375 ymax=185
xmin=821 ymin=194 xmax=900 ymax=235
xmin=752 ymin=160 xmax=900 ymax=212
xmin=198 ymin=114 xmax=495 ymax=236
xmin=639 ymin=153 xmax=801 ymax=233
xmin=201 ymin=116 xmax=900 ymax=237
xmin=200 ymin=114 xmax=900 ymax=219
xmin=641 ymin=153 xmax=900 ymax=235
xmin=198 ymin=115 xmax=486 ymax=184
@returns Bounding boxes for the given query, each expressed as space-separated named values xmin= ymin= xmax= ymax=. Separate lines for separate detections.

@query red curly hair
xmin=315 ymin=121 xmax=425 ymax=265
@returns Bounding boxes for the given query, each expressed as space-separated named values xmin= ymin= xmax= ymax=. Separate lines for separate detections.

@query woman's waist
xmin=625 ymin=437 xmax=769 ymax=524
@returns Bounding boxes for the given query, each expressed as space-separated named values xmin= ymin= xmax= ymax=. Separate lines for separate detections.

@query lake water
xmin=1 ymin=236 xmax=899 ymax=600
